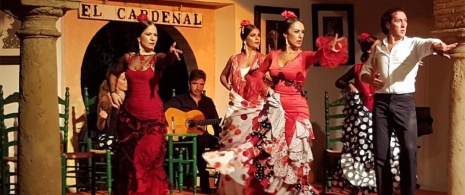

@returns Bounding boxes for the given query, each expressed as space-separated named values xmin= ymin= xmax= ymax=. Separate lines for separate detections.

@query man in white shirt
xmin=360 ymin=7 xmax=457 ymax=195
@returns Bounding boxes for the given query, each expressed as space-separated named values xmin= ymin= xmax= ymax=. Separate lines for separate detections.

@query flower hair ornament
xmin=281 ymin=10 xmax=297 ymax=19
xmin=240 ymin=19 xmax=252 ymax=34
xmin=358 ymin=32 xmax=374 ymax=43
xmin=137 ymin=13 xmax=149 ymax=22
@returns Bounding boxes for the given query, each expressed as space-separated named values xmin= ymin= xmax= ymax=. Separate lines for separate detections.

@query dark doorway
xmin=79 ymin=21 xmax=195 ymax=153
xmin=80 ymin=21 xmax=193 ymax=103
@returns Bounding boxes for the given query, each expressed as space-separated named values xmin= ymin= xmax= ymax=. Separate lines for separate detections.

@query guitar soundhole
xmin=187 ymin=120 xmax=196 ymax=128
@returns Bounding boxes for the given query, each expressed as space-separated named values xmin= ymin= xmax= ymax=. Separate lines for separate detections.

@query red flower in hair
xmin=358 ymin=33 xmax=371 ymax=42
xmin=240 ymin=19 xmax=252 ymax=27
xmin=281 ymin=10 xmax=297 ymax=19
xmin=137 ymin=13 xmax=149 ymax=22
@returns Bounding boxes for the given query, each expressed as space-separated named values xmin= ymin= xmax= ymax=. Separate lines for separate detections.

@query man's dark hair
xmin=380 ymin=7 xmax=404 ymax=35
xmin=189 ymin=69 xmax=206 ymax=82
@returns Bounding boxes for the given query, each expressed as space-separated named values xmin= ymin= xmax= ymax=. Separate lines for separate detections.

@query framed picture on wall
xmin=254 ymin=6 xmax=299 ymax=54
xmin=0 ymin=10 xmax=20 ymax=65
xmin=311 ymin=4 xmax=355 ymax=65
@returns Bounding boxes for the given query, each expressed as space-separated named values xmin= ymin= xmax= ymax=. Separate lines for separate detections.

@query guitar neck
xmin=195 ymin=118 xmax=221 ymax=126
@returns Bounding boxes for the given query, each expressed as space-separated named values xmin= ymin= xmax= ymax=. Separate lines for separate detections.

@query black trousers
xmin=373 ymin=93 xmax=417 ymax=195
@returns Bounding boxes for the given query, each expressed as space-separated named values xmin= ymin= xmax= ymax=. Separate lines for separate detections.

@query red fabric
xmin=114 ymin=54 xmax=168 ymax=195
xmin=247 ymin=37 xmax=347 ymax=146
xmin=230 ymin=53 xmax=264 ymax=100
xmin=354 ymin=62 xmax=375 ymax=111
xmin=124 ymin=61 xmax=164 ymax=120
xmin=315 ymin=36 xmax=349 ymax=68
xmin=115 ymin=108 xmax=168 ymax=195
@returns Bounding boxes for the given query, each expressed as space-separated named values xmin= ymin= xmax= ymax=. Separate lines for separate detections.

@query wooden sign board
xmin=78 ymin=3 xmax=203 ymax=28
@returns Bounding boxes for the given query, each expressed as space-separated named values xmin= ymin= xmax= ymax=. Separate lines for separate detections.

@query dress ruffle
xmin=204 ymin=90 xmax=317 ymax=195
xmin=203 ymin=89 xmax=264 ymax=194
xmin=331 ymin=93 xmax=400 ymax=193
xmin=316 ymin=36 xmax=349 ymax=68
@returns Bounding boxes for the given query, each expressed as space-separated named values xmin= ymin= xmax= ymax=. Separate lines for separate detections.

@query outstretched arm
xmin=304 ymin=34 xmax=348 ymax=69
xmin=220 ymin=56 xmax=234 ymax=90
xmin=155 ymin=42 xmax=184 ymax=70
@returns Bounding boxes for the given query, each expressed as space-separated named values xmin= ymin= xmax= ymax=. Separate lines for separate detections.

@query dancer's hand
xmin=98 ymin=108 xmax=108 ymax=120
xmin=170 ymin=42 xmax=183 ymax=61
xmin=348 ymin=83 xmax=358 ymax=93
xmin=371 ymin=73 xmax=384 ymax=89
xmin=110 ymin=92 xmax=123 ymax=108
xmin=418 ymin=60 xmax=424 ymax=66
xmin=330 ymin=33 xmax=346 ymax=53
xmin=432 ymin=42 xmax=458 ymax=58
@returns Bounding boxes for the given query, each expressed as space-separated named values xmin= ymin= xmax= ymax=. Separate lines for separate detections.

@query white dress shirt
xmin=360 ymin=36 xmax=441 ymax=94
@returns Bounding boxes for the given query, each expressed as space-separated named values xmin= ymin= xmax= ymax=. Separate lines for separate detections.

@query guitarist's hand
xmin=196 ymin=125 xmax=205 ymax=132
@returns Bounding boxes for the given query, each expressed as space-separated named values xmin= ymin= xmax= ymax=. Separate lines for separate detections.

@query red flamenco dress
xmin=204 ymin=36 xmax=348 ymax=195
xmin=114 ymin=54 xmax=169 ymax=195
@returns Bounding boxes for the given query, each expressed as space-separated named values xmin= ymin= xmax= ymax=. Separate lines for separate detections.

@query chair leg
xmin=178 ymin=149 xmax=184 ymax=192
xmin=91 ymin=156 xmax=96 ymax=195
xmin=61 ymin=154 xmax=66 ymax=195
xmin=106 ymin=150 xmax=112 ymax=195
xmin=168 ymin=137 xmax=174 ymax=195
xmin=192 ymin=137 xmax=197 ymax=195
xmin=322 ymin=154 xmax=327 ymax=195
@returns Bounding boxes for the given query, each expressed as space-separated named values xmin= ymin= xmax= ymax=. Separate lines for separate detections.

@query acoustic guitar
xmin=164 ymin=108 xmax=221 ymax=137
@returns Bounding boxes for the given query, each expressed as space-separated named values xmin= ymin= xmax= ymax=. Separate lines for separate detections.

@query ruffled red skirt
xmin=114 ymin=107 xmax=168 ymax=195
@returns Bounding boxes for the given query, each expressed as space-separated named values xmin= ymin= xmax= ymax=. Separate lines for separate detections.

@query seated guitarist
xmin=163 ymin=69 xmax=221 ymax=194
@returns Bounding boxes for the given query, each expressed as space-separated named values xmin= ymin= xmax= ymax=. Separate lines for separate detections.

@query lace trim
xmin=271 ymin=72 xmax=307 ymax=97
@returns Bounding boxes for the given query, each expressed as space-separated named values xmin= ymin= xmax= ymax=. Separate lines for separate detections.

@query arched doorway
xmin=80 ymin=21 xmax=197 ymax=103
xmin=79 ymin=21 xmax=196 ymax=148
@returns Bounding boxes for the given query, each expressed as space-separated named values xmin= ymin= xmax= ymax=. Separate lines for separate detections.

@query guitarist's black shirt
xmin=163 ymin=93 xmax=221 ymax=192
xmin=163 ymin=93 xmax=222 ymax=137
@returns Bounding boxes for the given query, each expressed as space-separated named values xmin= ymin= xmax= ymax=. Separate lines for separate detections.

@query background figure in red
xmin=107 ymin=13 xmax=182 ymax=195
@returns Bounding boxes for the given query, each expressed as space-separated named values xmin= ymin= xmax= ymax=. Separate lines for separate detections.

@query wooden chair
xmin=322 ymin=91 xmax=345 ymax=194
xmin=60 ymin=87 xmax=96 ymax=195
xmin=166 ymin=134 xmax=198 ymax=195
xmin=82 ymin=87 xmax=113 ymax=194
xmin=0 ymin=85 xmax=19 ymax=195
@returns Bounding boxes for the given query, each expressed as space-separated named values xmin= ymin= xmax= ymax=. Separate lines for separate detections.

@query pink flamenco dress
xmin=204 ymin=36 xmax=348 ymax=195
xmin=114 ymin=54 xmax=169 ymax=195
xmin=203 ymin=53 xmax=265 ymax=195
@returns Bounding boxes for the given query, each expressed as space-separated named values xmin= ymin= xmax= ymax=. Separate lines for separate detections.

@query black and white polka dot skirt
xmin=332 ymin=93 xmax=401 ymax=193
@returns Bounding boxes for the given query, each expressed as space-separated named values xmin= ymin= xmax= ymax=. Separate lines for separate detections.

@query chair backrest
xmin=84 ymin=87 xmax=98 ymax=116
xmin=58 ymin=87 xmax=70 ymax=153
xmin=0 ymin=85 xmax=19 ymax=161
xmin=0 ymin=85 xmax=20 ymax=194
xmin=324 ymin=91 xmax=345 ymax=150
xmin=83 ymin=87 xmax=98 ymax=151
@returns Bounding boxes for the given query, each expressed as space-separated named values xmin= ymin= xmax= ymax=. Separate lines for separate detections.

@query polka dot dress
xmin=97 ymin=133 xmax=116 ymax=150
xmin=332 ymin=93 xmax=400 ymax=193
